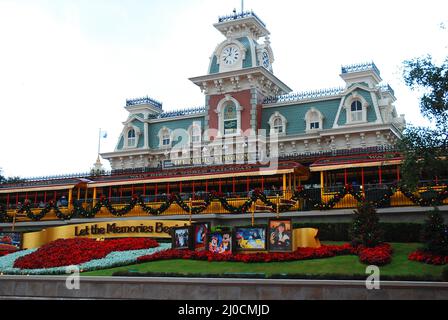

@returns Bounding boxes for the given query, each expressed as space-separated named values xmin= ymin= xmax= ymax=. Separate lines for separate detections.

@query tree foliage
xmin=0 ymin=168 xmax=5 ymax=184
xmin=403 ymin=56 xmax=448 ymax=127
xmin=400 ymin=55 xmax=448 ymax=189
xmin=350 ymin=203 xmax=383 ymax=248
xmin=421 ymin=207 xmax=448 ymax=256
xmin=0 ymin=168 xmax=24 ymax=185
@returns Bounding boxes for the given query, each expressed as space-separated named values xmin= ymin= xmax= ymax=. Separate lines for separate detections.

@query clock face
xmin=262 ymin=51 xmax=270 ymax=69
xmin=221 ymin=45 xmax=240 ymax=66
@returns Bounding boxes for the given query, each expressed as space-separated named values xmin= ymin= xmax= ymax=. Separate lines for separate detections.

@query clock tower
xmin=189 ymin=11 xmax=292 ymax=141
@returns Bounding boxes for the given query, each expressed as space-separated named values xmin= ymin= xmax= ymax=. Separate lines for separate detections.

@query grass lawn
xmin=82 ymin=242 xmax=446 ymax=280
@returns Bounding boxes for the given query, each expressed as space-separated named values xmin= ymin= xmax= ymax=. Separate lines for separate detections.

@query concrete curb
xmin=1 ymin=276 xmax=447 ymax=300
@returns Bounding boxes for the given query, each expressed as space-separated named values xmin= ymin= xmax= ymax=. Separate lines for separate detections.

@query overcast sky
xmin=0 ymin=0 xmax=446 ymax=178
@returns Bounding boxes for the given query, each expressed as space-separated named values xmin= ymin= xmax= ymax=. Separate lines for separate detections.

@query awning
xmin=0 ymin=179 xmax=91 ymax=194
xmin=310 ymin=155 xmax=403 ymax=172
xmin=89 ymin=168 xmax=297 ymax=188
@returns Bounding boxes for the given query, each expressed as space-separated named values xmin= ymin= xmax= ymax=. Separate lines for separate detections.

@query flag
xmin=100 ymin=130 xmax=108 ymax=139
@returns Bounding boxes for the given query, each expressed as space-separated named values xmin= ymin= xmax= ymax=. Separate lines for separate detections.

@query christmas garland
xmin=364 ymin=187 xmax=395 ymax=208
xmin=292 ymin=185 xmax=365 ymax=210
xmin=18 ymin=201 xmax=75 ymax=221
xmin=1 ymin=184 xmax=447 ymax=222
xmin=73 ymin=200 xmax=104 ymax=218
xmin=0 ymin=204 xmax=13 ymax=223
xmin=397 ymin=185 xmax=448 ymax=207
xmin=101 ymin=196 xmax=138 ymax=217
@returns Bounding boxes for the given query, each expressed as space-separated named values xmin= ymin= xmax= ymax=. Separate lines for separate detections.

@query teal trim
xmin=337 ymin=108 xmax=347 ymax=126
xmin=337 ymin=89 xmax=377 ymax=125
xmin=148 ymin=117 xmax=205 ymax=149
xmin=237 ymin=37 xmax=252 ymax=69
xmin=209 ymin=55 xmax=219 ymax=74
xmin=117 ymin=136 xmax=124 ymax=150
xmin=358 ymin=90 xmax=377 ymax=123
xmin=131 ymin=120 xmax=145 ymax=148
xmin=261 ymin=99 xmax=341 ymax=135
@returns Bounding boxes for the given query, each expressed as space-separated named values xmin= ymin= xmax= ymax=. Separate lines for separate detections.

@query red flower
xmin=408 ymin=250 xmax=448 ymax=265
xmin=137 ymin=243 xmax=391 ymax=266
xmin=14 ymin=238 xmax=159 ymax=269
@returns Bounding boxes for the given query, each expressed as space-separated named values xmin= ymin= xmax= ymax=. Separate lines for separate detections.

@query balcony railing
xmin=341 ymin=62 xmax=381 ymax=76
xmin=218 ymin=11 xmax=266 ymax=27
xmin=2 ymin=183 xmax=447 ymax=223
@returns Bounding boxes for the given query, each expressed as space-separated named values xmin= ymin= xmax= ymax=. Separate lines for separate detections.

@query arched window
xmin=268 ymin=112 xmax=287 ymax=135
xmin=127 ymin=129 xmax=136 ymax=147
xmin=159 ymin=127 xmax=172 ymax=148
xmin=309 ymin=111 xmax=320 ymax=130
xmin=191 ymin=124 xmax=201 ymax=144
xmin=305 ymin=108 xmax=324 ymax=132
xmin=273 ymin=118 xmax=283 ymax=134
xmin=223 ymin=102 xmax=238 ymax=135
xmin=351 ymin=101 xmax=363 ymax=122
xmin=162 ymin=132 xmax=171 ymax=146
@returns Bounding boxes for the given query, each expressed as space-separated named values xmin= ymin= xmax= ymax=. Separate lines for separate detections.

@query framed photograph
xmin=234 ymin=226 xmax=267 ymax=252
xmin=268 ymin=219 xmax=293 ymax=252
xmin=0 ymin=232 xmax=22 ymax=250
xmin=171 ymin=226 xmax=192 ymax=250
xmin=191 ymin=222 xmax=210 ymax=251
xmin=207 ymin=231 xmax=232 ymax=255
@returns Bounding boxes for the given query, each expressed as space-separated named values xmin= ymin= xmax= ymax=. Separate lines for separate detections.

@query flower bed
xmin=357 ymin=243 xmax=392 ymax=266
xmin=0 ymin=244 xmax=18 ymax=257
xmin=137 ymin=243 xmax=392 ymax=266
xmin=408 ymin=250 xmax=448 ymax=265
xmin=14 ymin=238 xmax=159 ymax=270
xmin=0 ymin=244 xmax=171 ymax=275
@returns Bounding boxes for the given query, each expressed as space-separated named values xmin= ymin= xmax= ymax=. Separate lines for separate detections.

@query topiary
xmin=349 ymin=203 xmax=384 ymax=248
xmin=421 ymin=207 xmax=448 ymax=256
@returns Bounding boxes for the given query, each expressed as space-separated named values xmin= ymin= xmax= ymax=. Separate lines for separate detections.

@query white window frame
xmin=216 ymin=95 xmax=243 ymax=137
xmin=158 ymin=127 xmax=173 ymax=148
xmin=344 ymin=93 xmax=369 ymax=124
xmin=305 ymin=108 xmax=324 ymax=133
xmin=127 ymin=129 xmax=136 ymax=147
xmin=189 ymin=122 xmax=202 ymax=145
xmin=268 ymin=112 xmax=287 ymax=136
xmin=121 ymin=124 xmax=141 ymax=150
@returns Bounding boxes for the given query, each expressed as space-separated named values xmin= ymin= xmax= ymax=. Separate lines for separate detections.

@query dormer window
xmin=344 ymin=93 xmax=369 ymax=124
xmin=162 ymin=134 xmax=170 ymax=146
xmin=305 ymin=108 xmax=324 ymax=133
xmin=268 ymin=112 xmax=287 ymax=135
xmin=127 ymin=129 xmax=136 ymax=147
xmin=159 ymin=127 xmax=172 ymax=148
xmin=273 ymin=118 xmax=283 ymax=134
xmin=351 ymin=101 xmax=363 ymax=122
xmin=190 ymin=123 xmax=202 ymax=144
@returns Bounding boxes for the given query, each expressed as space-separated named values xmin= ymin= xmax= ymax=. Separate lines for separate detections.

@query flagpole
xmin=98 ymin=128 xmax=102 ymax=156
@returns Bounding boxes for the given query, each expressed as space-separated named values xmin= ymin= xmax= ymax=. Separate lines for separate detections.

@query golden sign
xmin=22 ymin=220 xmax=190 ymax=249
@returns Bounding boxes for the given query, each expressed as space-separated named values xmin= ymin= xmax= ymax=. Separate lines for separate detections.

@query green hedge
xmin=293 ymin=223 xmax=422 ymax=243
xmin=212 ymin=223 xmax=422 ymax=243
